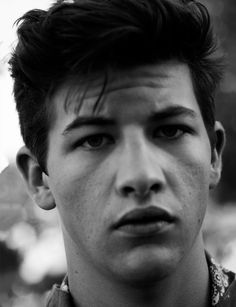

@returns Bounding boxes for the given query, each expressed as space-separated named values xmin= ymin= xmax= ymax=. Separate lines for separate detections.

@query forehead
xmin=51 ymin=61 xmax=200 ymax=123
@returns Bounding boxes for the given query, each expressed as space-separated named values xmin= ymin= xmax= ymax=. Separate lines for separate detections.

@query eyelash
xmin=153 ymin=124 xmax=193 ymax=140
xmin=72 ymin=125 xmax=192 ymax=150
xmin=73 ymin=133 xmax=114 ymax=150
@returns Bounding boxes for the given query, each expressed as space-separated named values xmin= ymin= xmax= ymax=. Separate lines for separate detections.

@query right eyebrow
xmin=62 ymin=116 xmax=116 ymax=136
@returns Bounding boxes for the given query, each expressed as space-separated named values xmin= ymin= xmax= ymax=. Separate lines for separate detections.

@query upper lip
xmin=112 ymin=207 xmax=176 ymax=229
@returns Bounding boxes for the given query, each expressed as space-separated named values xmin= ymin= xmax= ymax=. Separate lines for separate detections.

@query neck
xmin=65 ymin=234 xmax=210 ymax=307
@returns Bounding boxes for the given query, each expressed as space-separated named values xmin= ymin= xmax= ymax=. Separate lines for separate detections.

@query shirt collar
xmin=207 ymin=254 xmax=235 ymax=306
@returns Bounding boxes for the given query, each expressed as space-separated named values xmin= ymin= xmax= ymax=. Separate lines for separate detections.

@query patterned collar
xmin=58 ymin=254 xmax=236 ymax=307
xmin=207 ymin=255 xmax=235 ymax=306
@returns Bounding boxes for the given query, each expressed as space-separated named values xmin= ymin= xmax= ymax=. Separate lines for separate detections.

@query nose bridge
xmin=123 ymin=134 xmax=151 ymax=172
xmin=115 ymin=129 xmax=165 ymax=197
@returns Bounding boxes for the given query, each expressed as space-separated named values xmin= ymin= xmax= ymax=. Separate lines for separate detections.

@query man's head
xmin=10 ymin=0 xmax=224 ymax=172
xmin=10 ymin=0 xmax=226 ymax=292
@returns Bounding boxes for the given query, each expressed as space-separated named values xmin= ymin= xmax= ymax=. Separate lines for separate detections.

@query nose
xmin=115 ymin=138 xmax=166 ymax=199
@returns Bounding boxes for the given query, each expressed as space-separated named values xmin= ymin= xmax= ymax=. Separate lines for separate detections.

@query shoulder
xmin=45 ymin=281 xmax=75 ymax=307
xmin=219 ymin=279 xmax=236 ymax=306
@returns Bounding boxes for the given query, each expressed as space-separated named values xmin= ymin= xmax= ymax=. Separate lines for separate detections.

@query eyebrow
xmin=62 ymin=105 xmax=197 ymax=136
xmin=62 ymin=117 xmax=116 ymax=135
xmin=148 ymin=105 xmax=197 ymax=123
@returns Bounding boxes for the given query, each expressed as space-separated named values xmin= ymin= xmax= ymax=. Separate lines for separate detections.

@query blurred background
xmin=0 ymin=0 xmax=236 ymax=306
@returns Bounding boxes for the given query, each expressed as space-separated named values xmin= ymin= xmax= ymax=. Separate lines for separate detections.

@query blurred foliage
xmin=0 ymin=166 xmax=66 ymax=306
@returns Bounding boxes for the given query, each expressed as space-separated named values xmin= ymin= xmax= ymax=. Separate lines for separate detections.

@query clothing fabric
xmin=45 ymin=255 xmax=236 ymax=307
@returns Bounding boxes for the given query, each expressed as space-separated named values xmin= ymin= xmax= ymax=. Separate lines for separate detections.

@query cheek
xmin=49 ymin=160 xmax=111 ymax=241
xmin=175 ymin=153 xmax=211 ymax=226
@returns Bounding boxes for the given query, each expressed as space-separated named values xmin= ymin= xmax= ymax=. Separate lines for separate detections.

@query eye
xmin=154 ymin=125 xmax=187 ymax=139
xmin=75 ymin=134 xmax=114 ymax=150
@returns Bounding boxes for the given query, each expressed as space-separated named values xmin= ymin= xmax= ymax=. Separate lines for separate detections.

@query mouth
xmin=112 ymin=207 xmax=176 ymax=236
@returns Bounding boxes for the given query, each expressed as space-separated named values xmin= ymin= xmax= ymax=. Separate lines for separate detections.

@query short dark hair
xmin=9 ymin=0 xmax=224 ymax=171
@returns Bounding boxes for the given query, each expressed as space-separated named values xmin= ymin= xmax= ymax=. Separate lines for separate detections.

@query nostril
xmin=121 ymin=183 xmax=160 ymax=197
xmin=150 ymin=183 xmax=160 ymax=193
xmin=122 ymin=186 xmax=135 ymax=196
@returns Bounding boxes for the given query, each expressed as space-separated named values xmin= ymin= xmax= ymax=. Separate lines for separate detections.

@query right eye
xmin=74 ymin=134 xmax=114 ymax=150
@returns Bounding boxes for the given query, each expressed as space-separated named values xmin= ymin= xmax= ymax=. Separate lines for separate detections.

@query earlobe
xmin=210 ymin=121 xmax=226 ymax=189
xmin=16 ymin=146 xmax=56 ymax=210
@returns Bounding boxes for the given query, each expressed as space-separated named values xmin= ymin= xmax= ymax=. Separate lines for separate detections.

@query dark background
xmin=202 ymin=0 xmax=236 ymax=202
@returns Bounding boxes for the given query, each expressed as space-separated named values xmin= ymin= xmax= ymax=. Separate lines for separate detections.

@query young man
xmin=9 ymin=0 xmax=236 ymax=306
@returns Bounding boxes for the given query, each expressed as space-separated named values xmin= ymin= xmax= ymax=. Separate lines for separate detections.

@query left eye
xmin=155 ymin=126 xmax=185 ymax=139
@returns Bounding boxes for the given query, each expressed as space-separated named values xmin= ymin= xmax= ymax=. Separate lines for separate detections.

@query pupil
xmin=88 ymin=136 xmax=103 ymax=147
xmin=163 ymin=127 xmax=177 ymax=137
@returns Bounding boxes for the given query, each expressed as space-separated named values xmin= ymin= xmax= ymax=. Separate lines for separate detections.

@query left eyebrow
xmin=62 ymin=116 xmax=116 ymax=136
xmin=148 ymin=105 xmax=197 ymax=122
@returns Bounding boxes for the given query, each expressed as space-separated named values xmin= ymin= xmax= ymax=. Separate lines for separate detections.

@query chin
xmin=112 ymin=246 xmax=182 ymax=285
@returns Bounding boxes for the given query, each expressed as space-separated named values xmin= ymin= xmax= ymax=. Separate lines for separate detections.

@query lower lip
xmin=116 ymin=221 xmax=173 ymax=236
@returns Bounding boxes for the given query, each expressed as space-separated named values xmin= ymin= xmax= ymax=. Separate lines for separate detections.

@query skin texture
xmin=17 ymin=61 xmax=224 ymax=307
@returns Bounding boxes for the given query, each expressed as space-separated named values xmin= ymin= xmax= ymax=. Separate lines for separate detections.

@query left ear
xmin=210 ymin=121 xmax=226 ymax=189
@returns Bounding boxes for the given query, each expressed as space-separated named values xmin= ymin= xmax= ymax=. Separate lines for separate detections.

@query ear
xmin=16 ymin=146 xmax=56 ymax=210
xmin=210 ymin=121 xmax=226 ymax=189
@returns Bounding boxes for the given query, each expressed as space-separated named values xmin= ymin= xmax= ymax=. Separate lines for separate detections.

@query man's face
xmin=46 ymin=61 xmax=216 ymax=283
